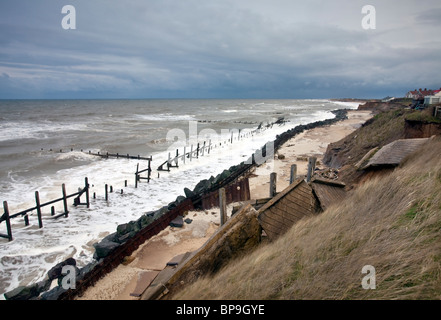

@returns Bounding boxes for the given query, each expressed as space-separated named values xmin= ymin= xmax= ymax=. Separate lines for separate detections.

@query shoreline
xmin=76 ymin=109 xmax=373 ymax=300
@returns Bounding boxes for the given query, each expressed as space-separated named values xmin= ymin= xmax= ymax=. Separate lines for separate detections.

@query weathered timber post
xmin=183 ymin=146 xmax=186 ymax=164
xmin=85 ymin=177 xmax=90 ymax=208
xmin=3 ymin=201 xmax=13 ymax=241
xmin=196 ymin=143 xmax=200 ymax=158
xmin=290 ymin=164 xmax=297 ymax=184
xmin=62 ymin=184 xmax=69 ymax=217
xmin=148 ymin=158 xmax=152 ymax=182
xmin=35 ymin=191 xmax=43 ymax=228
xmin=270 ymin=172 xmax=277 ymax=197
xmin=135 ymin=164 xmax=139 ymax=188
xmin=105 ymin=184 xmax=109 ymax=202
xmin=51 ymin=206 xmax=55 ymax=216
xmin=306 ymin=156 xmax=317 ymax=182
xmin=219 ymin=188 xmax=227 ymax=226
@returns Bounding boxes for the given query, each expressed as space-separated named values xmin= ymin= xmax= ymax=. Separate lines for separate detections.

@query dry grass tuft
xmin=174 ymin=136 xmax=441 ymax=300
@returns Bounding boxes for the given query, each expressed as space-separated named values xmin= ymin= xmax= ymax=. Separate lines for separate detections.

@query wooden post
xmin=290 ymin=164 xmax=297 ymax=184
xmin=306 ymin=156 xmax=317 ymax=182
xmin=183 ymin=146 xmax=186 ymax=164
xmin=219 ymin=188 xmax=227 ymax=226
xmin=85 ymin=177 xmax=90 ymax=208
xmin=3 ymin=201 xmax=13 ymax=241
xmin=196 ymin=143 xmax=200 ymax=158
xmin=24 ymin=214 xmax=29 ymax=226
xmin=125 ymin=180 xmax=128 ymax=187
xmin=51 ymin=206 xmax=55 ymax=216
xmin=105 ymin=184 xmax=108 ymax=201
xmin=135 ymin=164 xmax=139 ymax=188
xmin=62 ymin=184 xmax=69 ymax=217
xmin=35 ymin=191 xmax=43 ymax=228
xmin=270 ymin=172 xmax=277 ymax=197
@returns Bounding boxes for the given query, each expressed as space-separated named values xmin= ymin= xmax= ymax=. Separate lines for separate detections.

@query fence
xmin=0 ymin=178 xmax=90 ymax=242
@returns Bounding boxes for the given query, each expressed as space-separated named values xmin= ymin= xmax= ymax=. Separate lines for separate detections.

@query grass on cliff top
xmin=174 ymin=136 xmax=441 ymax=300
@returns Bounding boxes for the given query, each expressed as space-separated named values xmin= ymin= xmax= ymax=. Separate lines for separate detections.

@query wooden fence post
xmin=290 ymin=164 xmax=297 ymax=184
xmin=85 ymin=177 xmax=90 ymax=208
xmin=219 ymin=188 xmax=227 ymax=226
xmin=3 ymin=201 xmax=13 ymax=241
xmin=306 ymin=156 xmax=317 ymax=182
xmin=135 ymin=164 xmax=139 ymax=188
xmin=62 ymin=184 xmax=69 ymax=217
xmin=35 ymin=191 xmax=43 ymax=228
xmin=105 ymin=184 xmax=109 ymax=201
xmin=183 ymin=146 xmax=186 ymax=164
xmin=270 ymin=172 xmax=277 ymax=197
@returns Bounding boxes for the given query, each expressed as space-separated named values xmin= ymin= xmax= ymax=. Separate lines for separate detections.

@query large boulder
xmin=184 ymin=187 xmax=195 ymax=199
xmin=47 ymin=257 xmax=77 ymax=281
xmin=93 ymin=239 xmax=120 ymax=259
xmin=4 ymin=279 xmax=51 ymax=300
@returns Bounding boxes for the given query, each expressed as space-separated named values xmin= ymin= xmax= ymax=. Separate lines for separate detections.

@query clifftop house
xmin=406 ymin=88 xmax=440 ymax=99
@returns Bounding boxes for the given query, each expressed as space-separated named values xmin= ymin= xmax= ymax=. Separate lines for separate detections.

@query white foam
xmin=330 ymin=101 xmax=361 ymax=109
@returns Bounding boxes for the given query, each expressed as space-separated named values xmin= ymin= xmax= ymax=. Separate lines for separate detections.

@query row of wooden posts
xmin=218 ymin=156 xmax=317 ymax=227
xmin=157 ymin=124 xmax=275 ymax=172
xmin=269 ymin=157 xmax=316 ymax=197
xmin=0 ymin=172 xmax=146 ymax=242
xmin=0 ymin=178 xmax=90 ymax=242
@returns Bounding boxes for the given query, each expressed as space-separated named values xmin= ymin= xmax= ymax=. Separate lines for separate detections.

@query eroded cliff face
xmin=404 ymin=120 xmax=441 ymax=139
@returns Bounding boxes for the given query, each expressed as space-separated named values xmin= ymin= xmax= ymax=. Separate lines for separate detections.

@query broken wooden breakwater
xmin=87 ymin=150 xmax=152 ymax=161
xmin=157 ymin=117 xmax=288 ymax=172
xmin=0 ymin=178 xmax=90 ymax=242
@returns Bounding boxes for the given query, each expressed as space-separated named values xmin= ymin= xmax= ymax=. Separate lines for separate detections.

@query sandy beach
xmin=77 ymin=109 xmax=373 ymax=300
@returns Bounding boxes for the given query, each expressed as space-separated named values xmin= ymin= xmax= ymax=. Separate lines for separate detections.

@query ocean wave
xmin=0 ymin=121 xmax=89 ymax=142
xmin=134 ymin=114 xmax=197 ymax=122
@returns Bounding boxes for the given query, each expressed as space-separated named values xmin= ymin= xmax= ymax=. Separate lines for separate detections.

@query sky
xmin=0 ymin=0 xmax=440 ymax=99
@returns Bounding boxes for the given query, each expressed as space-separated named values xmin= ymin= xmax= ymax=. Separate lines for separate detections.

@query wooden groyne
xmin=0 ymin=178 xmax=90 ymax=242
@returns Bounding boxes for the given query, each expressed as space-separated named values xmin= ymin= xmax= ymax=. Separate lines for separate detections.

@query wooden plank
xmin=284 ymin=192 xmax=314 ymax=211
xmin=219 ymin=188 xmax=227 ymax=226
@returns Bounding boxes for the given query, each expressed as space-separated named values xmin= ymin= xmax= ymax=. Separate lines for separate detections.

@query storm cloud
xmin=0 ymin=0 xmax=440 ymax=99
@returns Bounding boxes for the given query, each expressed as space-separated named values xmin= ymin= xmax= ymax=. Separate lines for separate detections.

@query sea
xmin=0 ymin=99 xmax=360 ymax=297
